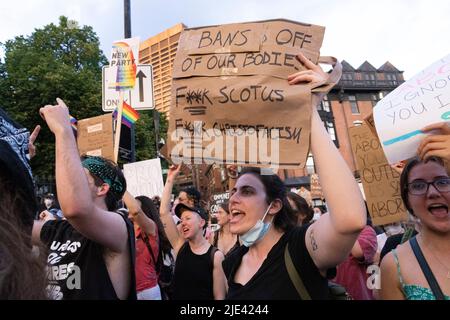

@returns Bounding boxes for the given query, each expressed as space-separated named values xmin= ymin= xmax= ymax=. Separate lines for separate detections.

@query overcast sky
xmin=0 ymin=0 xmax=448 ymax=79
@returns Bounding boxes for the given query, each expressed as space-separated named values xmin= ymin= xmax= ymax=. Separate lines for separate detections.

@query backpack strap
xmin=115 ymin=210 xmax=137 ymax=300
xmin=409 ymin=237 xmax=445 ymax=300
xmin=210 ymin=245 xmax=218 ymax=270
xmin=284 ymin=243 xmax=311 ymax=300
xmin=141 ymin=232 xmax=159 ymax=272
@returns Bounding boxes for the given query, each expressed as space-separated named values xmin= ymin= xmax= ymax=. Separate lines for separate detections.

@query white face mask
xmin=385 ymin=224 xmax=404 ymax=236
xmin=240 ymin=202 xmax=273 ymax=247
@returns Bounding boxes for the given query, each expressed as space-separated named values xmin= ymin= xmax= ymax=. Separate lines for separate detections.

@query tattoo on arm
xmin=310 ymin=229 xmax=318 ymax=251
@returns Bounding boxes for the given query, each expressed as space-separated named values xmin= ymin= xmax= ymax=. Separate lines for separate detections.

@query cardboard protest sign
xmin=123 ymin=158 xmax=164 ymax=198
xmin=374 ymin=54 xmax=450 ymax=164
xmin=310 ymin=173 xmax=324 ymax=199
xmin=349 ymin=124 xmax=408 ymax=226
xmin=77 ymin=114 xmax=114 ymax=161
xmin=168 ymin=19 xmax=338 ymax=170
xmin=364 ymin=112 xmax=379 ymax=140
xmin=297 ymin=186 xmax=312 ymax=206
xmin=209 ymin=191 xmax=230 ymax=215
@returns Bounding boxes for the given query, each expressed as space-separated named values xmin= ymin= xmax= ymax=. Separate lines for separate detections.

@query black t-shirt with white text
xmin=40 ymin=217 xmax=136 ymax=300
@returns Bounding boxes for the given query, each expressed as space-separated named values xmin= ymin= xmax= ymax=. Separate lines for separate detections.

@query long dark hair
xmin=213 ymin=201 xmax=230 ymax=246
xmin=135 ymin=196 xmax=172 ymax=260
xmin=287 ymin=192 xmax=314 ymax=225
xmin=0 ymin=142 xmax=47 ymax=299
xmin=400 ymin=156 xmax=445 ymax=216
xmin=238 ymin=167 xmax=297 ymax=232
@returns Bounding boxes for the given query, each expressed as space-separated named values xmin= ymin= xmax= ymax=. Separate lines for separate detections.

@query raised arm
xmin=160 ymin=164 xmax=185 ymax=254
xmin=123 ymin=191 xmax=156 ymax=236
xmin=289 ymin=53 xmax=366 ymax=271
xmin=39 ymin=99 xmax=128 ymax=253
xmin=212 ymin=250 xmax=227 ymax=300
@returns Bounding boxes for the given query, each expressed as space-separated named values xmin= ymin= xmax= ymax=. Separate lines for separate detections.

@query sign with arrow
xmin=102 ymin=64 xmax=154 ymax=111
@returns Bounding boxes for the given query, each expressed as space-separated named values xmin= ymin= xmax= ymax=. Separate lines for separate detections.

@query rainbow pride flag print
xmin=69 ymin=115 xmax=77 ymax=131
xmin=110 ymin=41 xmax=137 ymax=91
xmin=112 ymin=101 xmax=140 ymax=128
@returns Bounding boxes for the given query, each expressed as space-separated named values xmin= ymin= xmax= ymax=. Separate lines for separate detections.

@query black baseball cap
xmin=175 ymin=202 xmax=208 ymax=221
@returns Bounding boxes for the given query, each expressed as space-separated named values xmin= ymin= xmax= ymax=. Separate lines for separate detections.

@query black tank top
xmin=172 ymin=242 xmax=215 ymax=300
xmin=214 ymin=232 xmax=240 ymax=257
xmin=40 ymin=212 xmax=137 ymax=300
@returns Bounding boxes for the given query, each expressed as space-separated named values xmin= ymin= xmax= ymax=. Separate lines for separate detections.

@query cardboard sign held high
xmin=168 ymin=19 xmax=341 ymax=169
xmin=374 ymin=54 xmax=450 ymax=164
xmin=349 ymin=124 xmax=408 ymax=226
xmin=77 ymin=114 xmax=114 ymax=161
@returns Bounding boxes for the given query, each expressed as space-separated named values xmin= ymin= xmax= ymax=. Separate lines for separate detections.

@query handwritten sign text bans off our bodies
xmin=167 ymin=19 xmax=327 ymax=169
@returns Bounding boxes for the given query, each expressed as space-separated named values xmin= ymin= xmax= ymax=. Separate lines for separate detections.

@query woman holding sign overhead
xmin=222 ymin=52 xmax=367 ymax=299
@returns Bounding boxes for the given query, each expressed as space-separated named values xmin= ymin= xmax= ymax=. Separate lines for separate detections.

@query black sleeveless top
xmin=222 ymin=224 xmax=332 ymax=300
xmin=213 ymin=232 xmax=240 ymax=257
xmin=40 ymin=212 xmax=137 ymax=300
xmin=172 ymin=242 xmax=215 ymax=300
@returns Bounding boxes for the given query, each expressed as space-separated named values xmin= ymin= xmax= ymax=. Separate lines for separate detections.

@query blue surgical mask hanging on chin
xmin=240 ymin=202 xmax=273 ymax=247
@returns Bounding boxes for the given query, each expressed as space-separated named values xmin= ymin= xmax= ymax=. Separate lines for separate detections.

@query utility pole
xmin=123 ymin=0 xmax=136 ymax=162
xmin=124 ymin=0 xmax=131 ymax=38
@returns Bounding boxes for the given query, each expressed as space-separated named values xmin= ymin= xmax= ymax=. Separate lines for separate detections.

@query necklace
xmin=422 ymin=239 xmax=450 ymax=279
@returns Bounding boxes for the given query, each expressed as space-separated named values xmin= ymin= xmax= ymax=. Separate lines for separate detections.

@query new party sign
xmin=107 ymin=37 xmax=140 ymax=162
xmin=109 ymin=37 xmax=140 ymax=90
xmin=374 ymin=54 xmax=450 ymax=164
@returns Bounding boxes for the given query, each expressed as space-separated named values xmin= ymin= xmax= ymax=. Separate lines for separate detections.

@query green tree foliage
xmin=134 ymin=110 xmax=168 ymax=163
xmin=0 ymin=16 xmax=106 ymax=177
xmin=0 ymin=16 xmax=167 ymax=179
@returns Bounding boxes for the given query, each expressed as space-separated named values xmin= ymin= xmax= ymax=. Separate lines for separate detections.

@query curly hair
xmin=287 ymin=192 xmax=314 ymax=225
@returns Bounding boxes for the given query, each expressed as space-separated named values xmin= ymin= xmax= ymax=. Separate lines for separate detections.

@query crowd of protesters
xmin=1 ymin=53 xmax=449 ymax=301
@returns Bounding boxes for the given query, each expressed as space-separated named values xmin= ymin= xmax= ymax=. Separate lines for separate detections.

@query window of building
xmin=170 ymin=34 xmax=180 ymax=43
xmin=306 ymin=153 xmax=315 ymax=175
xmin=364 ymin=73 xmax=376 ymax=81
xmin=386 ymin=73 xmax=398 ymax=85
xmin=318 ymin=96 xmax=331 ymax=112
xmin=349 ymin=95 xmax=360 ymax=114
xmin=353 ymin=120 xmax=363 ymax=126
xmin=342 ymin=73 xmax=353 ymax=81
xmin=364 ymin=73 xmax=376 ymax=86
xmin=221 ymin=167 xmax=226 ymax=181
xmin=326 ymin=121 xmax=337 ymax=141
xmin=371 ymin=93 xmax=379 ymax=107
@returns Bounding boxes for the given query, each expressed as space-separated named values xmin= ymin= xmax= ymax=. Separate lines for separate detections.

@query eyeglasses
xmin=407 ymin=177 xmax=450 ymax=195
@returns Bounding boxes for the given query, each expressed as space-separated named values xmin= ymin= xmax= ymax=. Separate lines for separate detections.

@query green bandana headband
xmin=81 ymin=156 xmax=125 ymax=199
